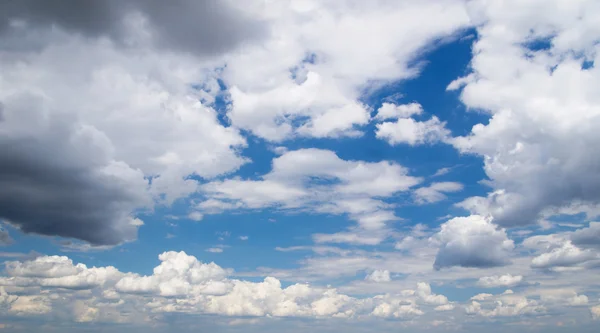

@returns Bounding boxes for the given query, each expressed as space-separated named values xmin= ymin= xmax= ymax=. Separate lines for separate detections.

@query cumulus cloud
xmin=465 ymin=291 xmax=545 ymax=318
xmin=433 ymin=215 xmax=514 ymax=269
xmin=530 ymin=241 xmax=598 ymax=270
xmin=451 ymin=0 xmax=600 ymax=227
xmin=0 ymin=252 xmax=455 ymax=321
xmin=224 ymin=1 xmax=470 ymax=141
xmin=376 ymin=116 xmax=450 ymax=146
xmin=365 ymin=270 xmax=391 ymax=283
xmin=477 ymin=274 xmax=523 ymax=288
xmin=0 ymin=1 xmax=252 ymax=245
xmin=375 ymin=102 xmax=423 ymax=121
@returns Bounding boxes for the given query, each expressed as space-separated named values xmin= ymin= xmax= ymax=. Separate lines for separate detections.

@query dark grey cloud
xmin=0 ymin=93 xmax=149 ymax=246
xmin=570 ymin=222 xmax=600 ymax=249
xmin=0 ymin=227 xmax=13 ymax=246
xmin=0 ymin=0 xmax=266 ymax=56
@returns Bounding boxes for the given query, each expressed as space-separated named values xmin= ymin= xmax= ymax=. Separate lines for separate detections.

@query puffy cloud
xmin=115 ymin=251 xmax=231 ymax=297
xmin=371 ymin=299 xmax=424 ymax=318
xmin=365 ymin=270 xmax=391 ymax=283
xmin=375 ymin=102 xmax=423 ymax=121
xmin=530 ymin=241 xmax=598 ymax=270
xmin=450 ymin=0 xmax=600 ymax=227
xmin=416 ymin=282 xmax=449 ymax=306
xmin=1 ymin=255 xmax=122 ymax=289
xmin=465 ymin=291 xmax=545 ymax=318
xmin=0 ymin=1 xmax=252 ymax=244
xmin=433 ymin=215 xmax=514 ymax=269
xmin=414 ymin=182 xmax=463 ymax=204
xmin=0 ymin=252 xmax=460 ymax=321
xmin=376 ymin=116 xmax=450 ymax=146
xmin=477 ymin=274 xmax=523 ymax=288
xmin=224 ymin=0 xmax=470 ymax=141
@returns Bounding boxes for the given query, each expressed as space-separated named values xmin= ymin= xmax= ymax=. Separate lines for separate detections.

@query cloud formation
xmin=433 ymin=215 xmax=514 ymax=269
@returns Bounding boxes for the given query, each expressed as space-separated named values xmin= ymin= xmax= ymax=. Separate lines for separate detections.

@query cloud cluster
xmin=432 ymin=215 xmax=514 ymax=270
xmin=465 ymin=290 xmax=545 ymax=318
xmin=451 ymin=0 xmax=600 ymax=227
xmin=523 ymin=227 xmax=600 ymax=271
xmin=0 ymin=251 xmax=454 ymax=322
xmin=224 ymin=1 xmax=470 ymax=141
xmin=199 ymin=148 xmax=421 ymax=244
xmin=414 ymin=182 xmax=463 ymax=204
xmin=0 ymin=0 xmax=254 ymax=245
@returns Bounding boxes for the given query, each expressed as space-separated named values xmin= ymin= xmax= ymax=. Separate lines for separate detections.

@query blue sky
xmin=0 ymin=0 xmax=600 ymax=332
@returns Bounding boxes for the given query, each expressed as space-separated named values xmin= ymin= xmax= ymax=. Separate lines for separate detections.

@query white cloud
xmin=115 ymin=251 xmax=231 ymax=296
xmin=224 ymin=0 xmax=470 ymax=141
xmin=530 ymin=241 xmax=598 ymax=270
xmin=432 ymin=215 xmax=514 ymax=269
xmin=239 ymin=236 xmax=249 ymax=241
xmin=0 ymin=12 xmax=249 ymax=244
xmin=375 ymin=102 xmax=423 ymax=121
xmin=432 ymin=167 xmax=451 ymax=177
xmin=206 ymin=248 xmax=224 ymax=254
xmin=201 ymin=148 xmax=421 ymax=244
xmin=477 ymin=274 xmax=523 ymax=288
xmin=465 ymin=291 xmax=545 ymax=318
xmin=450 ymin=0 xmax=600 ymax=227
xmin=365 ymin=270 xmax=391 ymax=283
xmin=416 ymin=282 xmax=449 ymax=306
xmin=376 ymin=116 xmax=450 ymax=146
xmin=0 ymin=252 xmax=458 ymax=321
xmin=414 ymin=182 xmax=463 ymax=204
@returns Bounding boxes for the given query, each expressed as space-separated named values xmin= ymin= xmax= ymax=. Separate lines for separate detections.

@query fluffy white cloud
xmin=376 ymin=116 xmax=450 ymax=146
xmin=432 ymin=215 xmax=514 ymax=269
xmin=224 ymin=0 xmax=470 ymax=141
xmin=450 ymin=0 xmax=600 ymax=227
xmin=530 ymin=241 xmax=598 ymax=270
xmin=0 ymin=5 xmax=250 ymax=244
xmin=0 ymin=252 xmax=457 ymax=321
xmin=115 ymin=251 xmax=231 ymax=297
xmin=477 ymin=274 xmax=523 ymax=288
xmin=414 ymin=182 xmax=463 ymax=204
xmin=416 ymin=282 xmax=449 ymax=306
xmin=365 ymin=270 xmax=391 ymax=283
xmin=1 ymin=255 xmax=122 ymax=289
xmin=465 ymin=291 xmax=545 ymax=318
xmin=375 ymin=103 xmax=423 ymax=121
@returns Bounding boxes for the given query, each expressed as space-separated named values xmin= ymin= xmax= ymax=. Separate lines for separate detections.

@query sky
xmin=0 ymin=0 xmax=600 ymax=332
